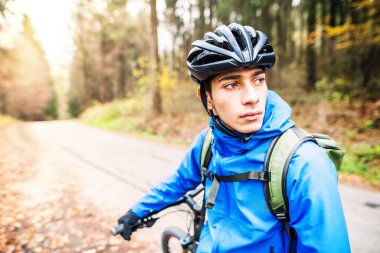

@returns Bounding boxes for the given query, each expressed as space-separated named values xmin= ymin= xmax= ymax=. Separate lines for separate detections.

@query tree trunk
xmin=260 ymin=1 xmax=272 ymax=35
xmin=274 ymin=0 xmax=291 ymax=87
xmin=208 ymin=0 xmax=216 ymax=30
xmin=196 ymin=0 xmax=206 ymax=39
xmin=327 ymin=0 xmax=339 ymax=79
xmin=339 ymin=0 xmax=348 ymax=25
xmin=320 ymin=0 xmax=327 ymax=57
xmin=150 ymin=0 xmax=162 ymax=114
xmin=306 ymin=0 xmax=317 ymax=91
xmin=0 ymin=85 xmax=7 ymax=114
xmin=118 ymin=45 xmax=126 ymax=99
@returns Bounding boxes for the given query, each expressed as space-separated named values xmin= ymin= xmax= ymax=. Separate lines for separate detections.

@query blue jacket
xmin=131 ymin=91 xmax=350 ymax=252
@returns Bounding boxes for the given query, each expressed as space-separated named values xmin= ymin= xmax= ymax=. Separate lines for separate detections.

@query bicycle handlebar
xmin=111 ymin=184 xmax=204 ymax=236
xmin=111 ymin=224 xmax=124 ymax=236
xmin=111 ymin=215 xmax=158 ymax=236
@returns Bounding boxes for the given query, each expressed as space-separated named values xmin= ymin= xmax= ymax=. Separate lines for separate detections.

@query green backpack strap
xmin=198 ymin=127 xmax=213 ymax=233
xmin=263 ymin=126 xmax=315 ymax=221
xmin=311 ymin=133 xmax=345 ymax=170
xmin=200 ymin=127 xmax=214 ymax=183
xmin=264 ymin=127 xmax=316 ymax=253
xmin=263 ymin=126 xmax=345 ymax=220
xmin=263 ymin=126 xmax=345 ymax=253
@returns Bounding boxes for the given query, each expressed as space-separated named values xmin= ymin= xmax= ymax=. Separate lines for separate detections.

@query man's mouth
xmin=240 ymin=111 xmax=262 ymax=121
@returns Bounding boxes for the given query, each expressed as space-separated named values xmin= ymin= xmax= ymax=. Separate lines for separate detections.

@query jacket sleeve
xmin=286 ymin=141 xmax=350 ymax=253
xmin=130 ymin=128 xmax=208 ymax=218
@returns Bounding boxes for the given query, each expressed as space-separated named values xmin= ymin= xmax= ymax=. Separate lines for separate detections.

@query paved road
xmin=27 ymin=121 xmax=380 ymax=252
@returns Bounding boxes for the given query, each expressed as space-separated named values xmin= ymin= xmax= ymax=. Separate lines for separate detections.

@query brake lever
xmin=138 ymin=216 xmax=158 ymax=228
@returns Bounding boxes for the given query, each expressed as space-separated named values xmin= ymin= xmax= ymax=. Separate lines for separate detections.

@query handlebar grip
xmin=111 ymin=224 xmax=124 ymax=236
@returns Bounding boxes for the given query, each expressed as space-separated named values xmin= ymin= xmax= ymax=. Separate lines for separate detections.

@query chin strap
xmin=199 ymin=83 xmax=255 ymax=143
xmin=212 ymin=116 xmax=254 ymax=143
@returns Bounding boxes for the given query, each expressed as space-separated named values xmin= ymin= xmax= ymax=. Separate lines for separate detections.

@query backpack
xmin=199 ymin=126 xmax=345 ymax=251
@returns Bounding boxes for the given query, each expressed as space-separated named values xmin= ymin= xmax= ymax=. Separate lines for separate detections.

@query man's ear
xmin=206 ymin=91 xmax=213 ymax=112
xmin=198 ymin=85 xmax=215 ymax=113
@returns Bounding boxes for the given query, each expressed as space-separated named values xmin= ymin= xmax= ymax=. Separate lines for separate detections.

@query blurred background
xmin=0 ymin=0 xmax=379 ymax=252
xmin=1 ymin=0 xmax=378 ymax=183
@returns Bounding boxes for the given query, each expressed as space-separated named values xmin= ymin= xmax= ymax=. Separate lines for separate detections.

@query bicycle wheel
xmin=161 ymin=226 xmax=189 ymax=253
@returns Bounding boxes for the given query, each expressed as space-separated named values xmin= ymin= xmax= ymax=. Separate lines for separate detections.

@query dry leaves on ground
xmin=0 ymin=124 xmax=155 ymax=253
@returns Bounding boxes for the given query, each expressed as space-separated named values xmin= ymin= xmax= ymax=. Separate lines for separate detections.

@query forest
xmin=1 ymin=0 xmax=379 ymax=117
xmin=66 ymin=0 xmax=380 ymax=116
xmin=0 ymin=0 xmax=379 ymax=183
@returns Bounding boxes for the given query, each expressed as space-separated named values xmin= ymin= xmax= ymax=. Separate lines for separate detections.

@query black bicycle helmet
xmin=187 ymin=23 xmax=276 ymax=142
xmin=187 ymin=23 xmax=276 ymax=84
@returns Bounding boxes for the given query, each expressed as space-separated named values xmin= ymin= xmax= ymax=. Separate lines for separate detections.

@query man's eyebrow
xmin=217 ymin=75 xmax=241 ymax=83
xmin=250 ymin=70 xmax=266 ymax=77
xmin=218 ymin=70 xmax=266 ymax=83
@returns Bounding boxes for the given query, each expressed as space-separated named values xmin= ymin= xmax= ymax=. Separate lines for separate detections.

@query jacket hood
xmin=210 ymin=90 xmax=294 ymax=155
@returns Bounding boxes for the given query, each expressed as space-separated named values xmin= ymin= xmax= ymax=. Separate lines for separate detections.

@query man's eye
xmin=254 ymin=78 xmax=265 ymax=86
xmin=224 ymin=83 xmax=237 ymax=89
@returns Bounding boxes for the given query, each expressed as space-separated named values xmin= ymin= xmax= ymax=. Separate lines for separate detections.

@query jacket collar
xmin=210 ymin=90 xmax=295 ymax=155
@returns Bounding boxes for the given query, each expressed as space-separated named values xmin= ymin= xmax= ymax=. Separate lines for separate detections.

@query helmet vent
xmin=250 ymin=36 xmax=257 ymax=48
xmin=231 ymin=29 xmax=247 ymax=51
xmin=260 ymin=42 xmax=273 ymax=54
xmin=194 ymin=53 xmax=229 ymax=65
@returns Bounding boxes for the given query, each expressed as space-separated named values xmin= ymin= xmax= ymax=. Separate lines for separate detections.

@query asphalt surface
xmin=25 ymin=120 xmax=380 ymax=252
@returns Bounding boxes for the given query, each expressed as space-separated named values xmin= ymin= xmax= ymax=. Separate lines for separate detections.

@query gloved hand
xmin=117 ymin=210 xmax=140 ymax=240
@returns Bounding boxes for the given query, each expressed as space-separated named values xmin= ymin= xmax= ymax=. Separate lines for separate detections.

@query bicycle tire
xmin=161 ymin=226 xmax=189 ymax=253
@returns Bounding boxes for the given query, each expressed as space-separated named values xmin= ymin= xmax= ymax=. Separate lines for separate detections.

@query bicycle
xmin=111 ymin=184 xmax=205 ymax=253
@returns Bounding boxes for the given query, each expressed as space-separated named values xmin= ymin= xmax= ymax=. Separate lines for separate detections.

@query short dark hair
xmin=204 ymin=78 xmax=212 ymax=95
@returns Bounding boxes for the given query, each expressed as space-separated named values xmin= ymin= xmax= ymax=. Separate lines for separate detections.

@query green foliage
xmin=345 ymin=129 xmax=358 ymax=138
xmin=341 ymin=144 xmax=380 ymax=183
xmin=316 ymin=77 xmax=356 ymax=101
xmin=80 ymin=99 xmax=144 ymax=131
xmin=215 ymin=1 xmax=234 ymax=23
xmin=68 ymin=97 xmax=81 ymax=118
xmin=326 ymin=1 xmax=380 ymax=48
xmin=131 ymin=56 xmax=151 ymax=96
xmin=44 ymin=94 xmax=58 ymax=120
xmin=160 ymin=64 xmax=180 ymax=113
xmin=0 ymin=0 xmax=12 ymax=17
xmin=0 ymin=114 xmax=15 ymax=125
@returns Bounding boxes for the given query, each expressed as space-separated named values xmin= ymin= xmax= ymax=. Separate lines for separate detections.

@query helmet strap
xmin=200 ymin=83 xmax=254 ymax=143
xmin=200 ymin=84 xmax=212 ymax=116
xmin=212 ymin=116 xmax=254 ymax=143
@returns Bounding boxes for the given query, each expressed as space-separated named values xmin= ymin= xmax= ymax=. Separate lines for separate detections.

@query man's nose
xmin=241 ymin=82 xmax=259 ymax=105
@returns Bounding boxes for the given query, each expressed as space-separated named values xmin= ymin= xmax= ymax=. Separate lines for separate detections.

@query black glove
xmin=117 ymin=210 xmax=140 ymax=240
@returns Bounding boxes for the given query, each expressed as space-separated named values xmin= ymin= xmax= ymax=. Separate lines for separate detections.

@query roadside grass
xmin=79 ymin=97 xmax=208 ymax=146
xmin=341 ymin=144 xmax=380 ymax=183
xmin=79 ymin=90 xmax=379 ymax=186
xmin=80 ymin=100 xmax=143 ymax=131
xmin=0 ymin=114 xmax=16 ymax=126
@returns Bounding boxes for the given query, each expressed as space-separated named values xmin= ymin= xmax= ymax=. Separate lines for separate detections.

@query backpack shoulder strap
xmin=196 ymin=128 xmax=214 ymax=238
xmin=200 ymin=127 xmax=214 ymax=183
xmin=264 ymin=126 xmax=316 ymax=221
xmin=264 ymin=126 xmax=316 ymax=253
xmin=311 ymin=133 xmax=345 ymax=170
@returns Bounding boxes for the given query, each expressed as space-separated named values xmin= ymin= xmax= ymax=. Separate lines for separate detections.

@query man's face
xmin=207 ymin=67 xmax=268 ymax=134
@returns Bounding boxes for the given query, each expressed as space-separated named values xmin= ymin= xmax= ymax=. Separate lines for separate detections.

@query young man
xmin=117 ymin=23 xmax=350 ymax=252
